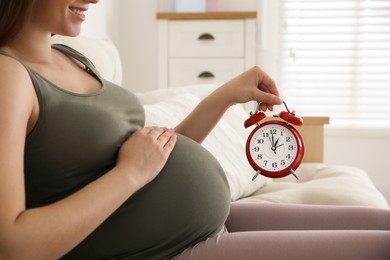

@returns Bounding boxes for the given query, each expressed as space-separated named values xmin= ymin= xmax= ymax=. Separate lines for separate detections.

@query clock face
xmin=246 ymin=121 xmax=304 ymax=177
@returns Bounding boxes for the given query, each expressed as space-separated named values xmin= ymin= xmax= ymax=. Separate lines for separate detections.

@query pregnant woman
xmin=0 ymin=1 xmax=389 ymax=259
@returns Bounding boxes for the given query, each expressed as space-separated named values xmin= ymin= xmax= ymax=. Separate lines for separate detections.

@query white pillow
xmin=142 ymin=93 xmax=270 ymax=201
xmin=137 ymin=84 xmax=221 ymax=105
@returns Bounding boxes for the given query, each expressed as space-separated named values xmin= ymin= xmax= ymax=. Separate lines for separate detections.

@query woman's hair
xmin=0 ymin=0 xmax=35 ymax=46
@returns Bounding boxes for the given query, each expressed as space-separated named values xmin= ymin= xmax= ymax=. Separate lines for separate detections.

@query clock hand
xmin=270 ymin=135 xmax=280 ymax=154
xmin=270 ymin=133 xmax=277 ymax=154
xmin=275 ymin=143 xmax=284 ymax=149
xmin=268 ymin=135 xmax=273 ymax=146
xmin=274 ymin=137 xmax=280 ymax=148
xmin=271 ymin=138 xmax=284 ymax=154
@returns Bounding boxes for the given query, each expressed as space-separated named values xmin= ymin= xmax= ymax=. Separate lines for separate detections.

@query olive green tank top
xmin=0 ymin=45 xmax=230 ymax=259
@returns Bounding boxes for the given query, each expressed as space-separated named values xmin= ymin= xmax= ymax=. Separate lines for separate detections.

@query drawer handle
xmin=198 ymin=33 xmax=215 ymax=41
xmin=198 ymin=71 xmax=215 ymax=78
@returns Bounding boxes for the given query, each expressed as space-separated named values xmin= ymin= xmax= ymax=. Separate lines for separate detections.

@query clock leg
xmin=252 ymin=170 xmax=261 ymax=181
xmin=290 ymin=169 xmax=299 ymax=180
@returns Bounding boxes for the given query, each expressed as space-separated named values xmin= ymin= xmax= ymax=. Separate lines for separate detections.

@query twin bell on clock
xmin=244 ymin=101 xmax=304 ymax=181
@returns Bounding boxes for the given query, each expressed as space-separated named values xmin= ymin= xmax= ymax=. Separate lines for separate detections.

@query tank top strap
xmin=51 ymin=44 xmax=100 ymax=76
xmin=0 ymin=49 xmax=15 ymax=57
xmin=0 ymin=49 xmax=12 ymax=56
xmin=0 ymin=45 xmax=97 ymax=73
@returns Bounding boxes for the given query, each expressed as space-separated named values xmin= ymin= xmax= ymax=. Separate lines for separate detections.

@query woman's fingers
xmin=255 ymin=90 xmax=282 ymax=111
xmin=163 ymin=134 xmax=177 ymax=150
xmin=156 ymin=128 xmax=176 ymax=146
xmin=115 ymin=126 xmax=177 ymax=186
xmin=144 ymin=127 xmax=176 ymax=146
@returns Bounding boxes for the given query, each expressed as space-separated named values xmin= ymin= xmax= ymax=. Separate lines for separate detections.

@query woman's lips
xmin=69 ymin=7 xmax=86 ymax=20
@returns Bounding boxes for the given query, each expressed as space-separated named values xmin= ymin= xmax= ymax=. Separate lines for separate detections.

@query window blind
xmin=278 ymin=0 xmax=390 ymax=128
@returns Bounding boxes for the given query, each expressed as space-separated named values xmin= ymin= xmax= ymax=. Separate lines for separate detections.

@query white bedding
xmin=241 ymin=163 xmax=389 ymax=208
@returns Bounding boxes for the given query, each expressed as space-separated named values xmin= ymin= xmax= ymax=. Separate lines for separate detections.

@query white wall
xmin=118 ymin=0 xmax=159 ymax=92
xmin=80 ymin=0 xmax=389 ymax=203
xmin=80 ymin=0 xmax=158 ymax=92
xmin=81 ymin=1 xmax=120 ymax=41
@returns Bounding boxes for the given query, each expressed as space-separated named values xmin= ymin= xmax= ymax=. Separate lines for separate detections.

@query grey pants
xmin=174 ymin=202 xmax=390 ymax=259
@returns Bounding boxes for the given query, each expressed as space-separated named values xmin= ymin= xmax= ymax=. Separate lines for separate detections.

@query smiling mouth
xmin=69 ymin=7 xmax=86 ymax=19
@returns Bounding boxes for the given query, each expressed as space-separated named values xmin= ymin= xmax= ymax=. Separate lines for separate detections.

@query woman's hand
xmin=175 ymin=66 xmax=282 ymax=143
xmin=115 ymin=127 xmax=177 ymax=189
xmin=220 ymin=66 xmax=282 ymax=111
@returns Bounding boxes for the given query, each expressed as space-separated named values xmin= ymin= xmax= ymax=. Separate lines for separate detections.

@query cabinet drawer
xmin=169 ymin=20 xmax=245 ymax=58
xmin=169 ymin=58 xmax=244 ymax=88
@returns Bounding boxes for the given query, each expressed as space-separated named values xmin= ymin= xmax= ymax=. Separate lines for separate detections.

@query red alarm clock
xmin=244 ymin=101 xmax=304 ymax=180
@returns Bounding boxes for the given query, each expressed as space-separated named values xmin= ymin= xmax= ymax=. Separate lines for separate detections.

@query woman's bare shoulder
xmin=0 ymin=53 xmax=36 ymax=124
xmin=0 ymin=54 xmax=34 ymax=94
xmin=0 ymin=53 xmax=29 ymax=78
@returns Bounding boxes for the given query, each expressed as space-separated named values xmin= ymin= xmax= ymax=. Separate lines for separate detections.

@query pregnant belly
xmin=64 ymin=134 xmax=231 ymax=259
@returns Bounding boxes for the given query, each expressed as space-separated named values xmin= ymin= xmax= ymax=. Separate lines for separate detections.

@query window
xmin=274 ymin=0 xmax=390 ymax=128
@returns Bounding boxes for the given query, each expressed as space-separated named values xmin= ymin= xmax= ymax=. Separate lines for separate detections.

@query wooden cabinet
xmin=157 ymin=12 xmax=257 ymax=89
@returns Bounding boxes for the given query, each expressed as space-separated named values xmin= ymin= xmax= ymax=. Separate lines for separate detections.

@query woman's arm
xmin=175 ymin=66 xmax=282 ymax=143
xmin=0 ymin=58 xmax=176 ymax=260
